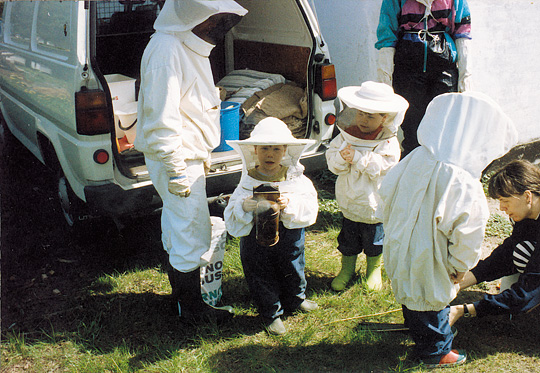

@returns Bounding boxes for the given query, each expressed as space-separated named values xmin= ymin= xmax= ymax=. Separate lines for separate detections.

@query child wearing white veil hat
xmin=224 ymin=117 xmax=319 ymax=335
xmin=326 ymin=81 xmax=408 ymax=292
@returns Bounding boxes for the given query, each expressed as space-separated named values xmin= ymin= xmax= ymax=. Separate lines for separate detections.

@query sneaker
xmin=421 ymin=349 xmax=467 ymax=369
xmin=267 ymin=317 xmax=287 ymax=335
xmin=298 ymin=299 xmax=319 ymax=312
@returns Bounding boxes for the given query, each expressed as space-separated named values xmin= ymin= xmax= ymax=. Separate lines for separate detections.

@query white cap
xmin=338 ymin=81 xmax=408 ymax=114
xmin=337 ymin=81 xmax=409 ymax=135
xmin=227 ymin=117 xmax=315 ymax=173
xmin=228 ymin=117 xmax=314 ymax=146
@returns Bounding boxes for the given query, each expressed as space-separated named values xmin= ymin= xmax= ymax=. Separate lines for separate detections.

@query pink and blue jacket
xmin=375 ymin=0 xmax=471 ymax=62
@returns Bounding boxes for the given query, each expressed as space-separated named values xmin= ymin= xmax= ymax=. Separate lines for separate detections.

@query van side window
xmin=36 ymin=2 xmax=72 ymax=56
xmin=8 ymin=2 xmax=34 ymax=47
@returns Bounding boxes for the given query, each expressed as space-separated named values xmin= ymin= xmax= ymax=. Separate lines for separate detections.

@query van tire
xmin=57 ymin=173 xmax=90 ymax=230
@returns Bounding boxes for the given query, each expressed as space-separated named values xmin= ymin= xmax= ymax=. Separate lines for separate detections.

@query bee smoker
xmin=253 ymin=183 xmax=280 ymax=247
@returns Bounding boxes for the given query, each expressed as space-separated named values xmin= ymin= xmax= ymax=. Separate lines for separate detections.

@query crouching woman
xmin=451 ymin=160 xmax=540 ymax=323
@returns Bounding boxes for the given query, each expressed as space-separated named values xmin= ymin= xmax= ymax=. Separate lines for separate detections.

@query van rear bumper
xmin=84 ymin=183 xmax=162 ymax=219
xmin=84 ymin=150 xmax=328 ymax=219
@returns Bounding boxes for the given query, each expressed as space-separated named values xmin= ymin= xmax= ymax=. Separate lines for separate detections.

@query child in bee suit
xmin=224 ymin=117 xmax=319 ymax=335
xmin=326 ymin=81 xmax=408 ymax=292
xmin=378 ymin=92 xmax=517 ymax=368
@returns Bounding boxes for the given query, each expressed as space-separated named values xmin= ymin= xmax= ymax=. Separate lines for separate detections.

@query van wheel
xmin=57 ymin=173 xmax=89 ymax=229
xmin=57 ymin=173 xmax=126 ymax=247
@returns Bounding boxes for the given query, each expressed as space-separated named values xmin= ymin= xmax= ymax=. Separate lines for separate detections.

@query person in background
xmin=224 ymin=118 xmax=319 ymax=335
xmin=134 ymin=0 xmax=247 ymax=323
xmin=375 ymin=0 xmax=472 ymax=157
xmin=379 ymin=92 xmax=517 ymax=368
xmin=325 ymin=81 xmax=408 ymax=292
xmin=450 ymin=160 xmax=540 ymax=325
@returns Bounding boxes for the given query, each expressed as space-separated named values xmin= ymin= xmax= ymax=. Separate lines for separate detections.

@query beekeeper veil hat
xmin=227 ymin=117 xmax=315 ymax=174
xmin=418 ymin=91 xmax=518 ymax=178
xmin=154 ymin=0 xmax=248 ymax=33
xmin=337 ymin=81 xmax=409 ymax=135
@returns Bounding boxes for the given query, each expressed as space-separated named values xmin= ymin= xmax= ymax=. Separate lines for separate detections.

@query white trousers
xmin=145 ymin=157 xmax=211 ymax=272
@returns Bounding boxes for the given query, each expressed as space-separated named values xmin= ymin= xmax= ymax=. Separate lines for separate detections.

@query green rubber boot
xmin=331 ymin=255 xmax=357 ymax=291
xmin=365 ymin=254 xmax=383 ymax=291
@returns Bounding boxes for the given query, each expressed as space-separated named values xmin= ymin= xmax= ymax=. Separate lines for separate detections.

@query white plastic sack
xmin=200 ymin=216 xmax=227 ymax=306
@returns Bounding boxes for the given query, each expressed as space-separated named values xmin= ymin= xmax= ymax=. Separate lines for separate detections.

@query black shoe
xmin=180 ymin=303 xmax=234 ymax=324
xmin=169 ymin=266 xmax=234 ymax=324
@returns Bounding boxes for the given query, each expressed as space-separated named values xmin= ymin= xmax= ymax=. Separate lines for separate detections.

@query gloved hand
xmin=456 ymin=38 xmax=472 ymax=92
xmin=204 ymin=157 xmax=212 ymax=175
xmin=168 ymin=173 xmax=191 ymax=197
xmin=377 ymin=47 xmax=395 ymax=86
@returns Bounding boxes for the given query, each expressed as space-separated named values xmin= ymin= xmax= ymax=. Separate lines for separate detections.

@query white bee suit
xmin=135 ymin=0 xmax=247 ymax=272
xmin=223 ymin=118 xmax=318 ymax=238
xmin=326 ymin=83 xmax=408 ymax=223
xmin=379 ymin=92 xmax=518 ymax=311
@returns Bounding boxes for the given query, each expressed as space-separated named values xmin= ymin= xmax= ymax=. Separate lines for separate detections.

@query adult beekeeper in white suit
xmin=134 ymin=0 xmax=247 ymax=323
xmin=379 ymin=92 xmax=517 ymax=368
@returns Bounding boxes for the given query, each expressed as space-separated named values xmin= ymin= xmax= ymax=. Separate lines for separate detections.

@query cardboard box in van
xmin=0 ymin=0 xmax=337 ymax=229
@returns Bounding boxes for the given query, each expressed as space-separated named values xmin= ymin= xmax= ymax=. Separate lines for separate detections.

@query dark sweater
xmin=471 ymin=218 xmax=540 ymax=316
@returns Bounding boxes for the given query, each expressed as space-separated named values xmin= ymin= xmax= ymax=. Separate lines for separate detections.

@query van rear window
xmin=97 ymin=1 xmax=161 ymax=36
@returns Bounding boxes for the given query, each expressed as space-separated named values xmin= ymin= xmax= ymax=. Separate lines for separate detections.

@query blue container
xmin=214 ymin=101 xmax=241 ymax=152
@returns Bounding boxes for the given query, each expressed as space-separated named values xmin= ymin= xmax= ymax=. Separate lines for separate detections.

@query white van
xmin=0 ymin=0 xmax=337 ymax=229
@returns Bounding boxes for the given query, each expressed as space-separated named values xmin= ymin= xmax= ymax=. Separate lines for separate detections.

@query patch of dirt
xmin=0 ymin=134 xmax=166 ymax=336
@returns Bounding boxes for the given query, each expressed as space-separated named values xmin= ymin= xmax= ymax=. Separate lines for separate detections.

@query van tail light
xmin=75 ymin=89 xmax=111 ymax=135
xmin=325 ymin=113 xmax=336 ymax=126
xmin=93 ymin=149 xmax=110 ymax=164
xmin=315 ymin=63 xmax=337 ymax=101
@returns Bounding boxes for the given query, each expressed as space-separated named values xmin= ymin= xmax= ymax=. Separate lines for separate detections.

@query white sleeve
xmin=280 ymin=176 xmax=318 ymax=229
xmin=224 ymin=184 xmax=255 ymax=238
xmin=437 ymin=181 xmax=489 ymax=273
xmin=326 ymin=135 xmax=351 ymax=175
xmin=456 ymin=38 xmax=472 ymax=92
xmin=351 ymin=139 xmax=401 ymax=180
xmin=377 ymin=47 xmax=395 ymax=86
xmin=139 ymin=64 xmax=188 ymax=175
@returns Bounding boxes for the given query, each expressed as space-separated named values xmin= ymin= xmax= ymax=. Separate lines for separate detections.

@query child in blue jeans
xmin=379 ymin=92 xmax=517 ymax=368
xmin=224 ymin=117 xmax=319 ymax=335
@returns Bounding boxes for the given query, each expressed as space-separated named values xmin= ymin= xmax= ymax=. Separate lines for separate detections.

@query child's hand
xmin=277 ymin=195 xmax=289 ymax=210
xmin=340 ymin=144 xmax=355 ymax=164
xmin=242 ymin=196 xmax=258 ymax=212
xmin=450 ymin=271 xmax=466 ymax=284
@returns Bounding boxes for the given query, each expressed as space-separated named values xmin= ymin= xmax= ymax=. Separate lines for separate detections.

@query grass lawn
xmin=2 ymin=171 xmax=540 ymax=372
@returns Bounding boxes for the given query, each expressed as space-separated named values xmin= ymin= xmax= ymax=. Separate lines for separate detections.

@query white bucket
xmin=105 ymin=74 xmax=136 ymax=105
xmin=115 ymin=101 xmax=138 ymax=143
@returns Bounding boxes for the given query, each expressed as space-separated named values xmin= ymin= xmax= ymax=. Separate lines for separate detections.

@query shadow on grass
xmin=450 ymin=289 xmax=540 ymax=359
xmin=206 ymin=338 xmax=412 ymax=372
xmin=4 ymin=290 xmax=266 ymax=370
